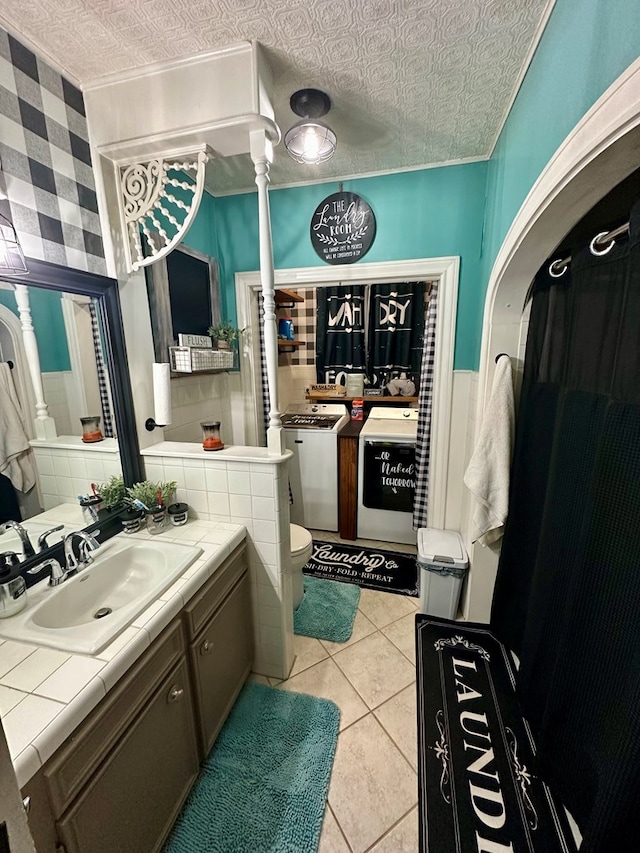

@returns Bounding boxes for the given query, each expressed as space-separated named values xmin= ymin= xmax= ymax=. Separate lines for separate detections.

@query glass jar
xmin=119 ymin=507 xmax=144 ymax=534
xmin=80 ymin=495 xmax=103 ymax=524
xmin=0 ymin=561 xmax=27 ymax=619
xmin=201 ymin=421 xmax=224 ymax=451
xmin=145 ymin=504 xmax=167 ymax=535
xmin=80 ymin=415 xmax=103 ymax=443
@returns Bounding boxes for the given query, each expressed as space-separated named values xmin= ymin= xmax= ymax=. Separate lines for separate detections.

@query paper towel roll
xmin=153 ymin=363 xmax=172 ymax=426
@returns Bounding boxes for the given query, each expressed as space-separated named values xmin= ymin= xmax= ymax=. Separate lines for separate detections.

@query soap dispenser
xmin=0 ymin=553 xmax=27 ymax=618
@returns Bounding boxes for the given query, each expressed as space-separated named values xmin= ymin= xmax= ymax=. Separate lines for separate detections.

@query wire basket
xmin=169 ymin=346 xmax=236 ymax=372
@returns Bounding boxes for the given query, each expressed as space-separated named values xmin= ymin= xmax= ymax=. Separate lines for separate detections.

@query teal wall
xmin=482 ymin=0 xmax=640 ymax=282
xmin=197 ymin=163 xmax=488 ymax=369
xmin=0 ymin=287 xmax=70 ymax=372
xmin=183 ymin=0 xmax=640 ymax=371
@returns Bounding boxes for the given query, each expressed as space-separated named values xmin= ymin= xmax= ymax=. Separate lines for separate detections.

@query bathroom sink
xmin=0 ymin=538 xmax=202 ymax=654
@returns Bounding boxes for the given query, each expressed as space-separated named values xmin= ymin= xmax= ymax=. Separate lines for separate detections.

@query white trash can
xmin=417 ymin=528 xmax=468 ymax=619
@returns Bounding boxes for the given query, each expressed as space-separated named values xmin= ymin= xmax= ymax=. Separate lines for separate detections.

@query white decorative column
xmin=13 ymin=284 xmax=57 ymax=439
xmin=250 ymin=129 xmax=284 ymax=456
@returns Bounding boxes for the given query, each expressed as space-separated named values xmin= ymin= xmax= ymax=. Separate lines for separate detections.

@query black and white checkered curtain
xmin=412 ymin=282 xmax=438 ymax=530
xmin=258 ymin=294 xmax=294 ymax=505
xmin=257 ymin=294 xmax=269 ymax=446
xmin=89 ymin=301 xmax=114 ymax=438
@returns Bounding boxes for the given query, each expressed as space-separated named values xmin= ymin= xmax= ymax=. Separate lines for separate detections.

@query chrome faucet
xmin=1 ymin=521 xmax=35 ymax=559
xmin=63 ymin=530 xmax=101 ymax=574
xmin=37 ymin=524 xmax=64 ymax=552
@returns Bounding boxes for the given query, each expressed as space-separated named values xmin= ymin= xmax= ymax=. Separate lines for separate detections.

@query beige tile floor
xmin=253 ymin=532 xmax=421 ymax=853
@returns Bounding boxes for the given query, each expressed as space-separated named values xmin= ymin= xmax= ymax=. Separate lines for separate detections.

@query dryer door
xmin=363 ymin=440 xmax=415 ymax=513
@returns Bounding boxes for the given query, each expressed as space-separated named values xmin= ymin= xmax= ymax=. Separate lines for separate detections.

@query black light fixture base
xmin=290 ymin=88 xmax=331 ymax=119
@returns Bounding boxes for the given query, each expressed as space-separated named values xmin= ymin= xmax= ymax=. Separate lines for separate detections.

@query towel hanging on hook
xmin=495 ymin=352 xmax=510 ymax=364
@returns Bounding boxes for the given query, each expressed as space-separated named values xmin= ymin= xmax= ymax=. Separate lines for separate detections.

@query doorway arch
xmin=466 ymin=56 xmax=640 ymax=622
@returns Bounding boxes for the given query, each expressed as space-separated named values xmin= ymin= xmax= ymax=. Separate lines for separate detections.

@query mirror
xmin=0 ymin=257 xmax=142 ymax=563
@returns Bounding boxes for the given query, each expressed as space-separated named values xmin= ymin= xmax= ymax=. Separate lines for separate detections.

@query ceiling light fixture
xmin=284 ymin=88 xmax=337 ymax=166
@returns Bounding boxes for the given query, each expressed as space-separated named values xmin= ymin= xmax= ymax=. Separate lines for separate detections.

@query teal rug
xmin=164 ymin=682 xmax=340 ymax=853
xmin=294 ymin=575 xmax=361 ymax=643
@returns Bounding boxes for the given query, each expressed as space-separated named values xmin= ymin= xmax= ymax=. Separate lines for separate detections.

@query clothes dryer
xmin=357 ymin=406 xmax=418 ymax=545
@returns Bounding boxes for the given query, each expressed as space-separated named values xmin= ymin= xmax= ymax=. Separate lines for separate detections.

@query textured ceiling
xmin=0 ymin=0 xmax=553 ymax=193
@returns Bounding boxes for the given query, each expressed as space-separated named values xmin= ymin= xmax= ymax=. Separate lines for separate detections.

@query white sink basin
xmin=0 ymin=537 xmax=202 ymax=654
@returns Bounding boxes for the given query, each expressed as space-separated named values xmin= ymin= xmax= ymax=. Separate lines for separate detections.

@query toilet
xmin=290 ymin=524 xmax=313 ymax=609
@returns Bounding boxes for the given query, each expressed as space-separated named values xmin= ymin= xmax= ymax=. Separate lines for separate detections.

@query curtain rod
xmin=549 ymin=221 xmax=630 ymax=277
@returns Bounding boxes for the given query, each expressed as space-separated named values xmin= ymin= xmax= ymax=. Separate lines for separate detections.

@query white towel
xmin=463 ymin=356 xmax=515 ymax=546
xmin=0 ymin=363 xmax=36 ymax=493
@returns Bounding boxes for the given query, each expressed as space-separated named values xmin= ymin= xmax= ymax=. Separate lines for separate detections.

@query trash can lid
xmin=417 ymin=528 xmax=468 ymax=566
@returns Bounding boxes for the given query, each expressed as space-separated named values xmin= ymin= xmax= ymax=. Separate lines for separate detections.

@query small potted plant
xmin=125 ymin=480 xmax=177 ymax=511
xmin=125 ymin=480 xmax=177 ymax=535
xmin=208 ymin=321 xmax=241 ymax=351
xmin=97 ymin=475 xmax=126 ymax=511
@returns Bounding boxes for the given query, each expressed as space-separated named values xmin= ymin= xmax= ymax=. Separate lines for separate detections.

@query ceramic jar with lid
xmin=0 ymin=554 xmax=27 ymax=618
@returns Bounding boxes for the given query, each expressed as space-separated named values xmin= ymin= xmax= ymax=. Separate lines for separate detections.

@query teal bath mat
xmin=164 ymin=682 xmax=340 ymax=853
xmin=294 ymin=575 xmax=361 ymax=643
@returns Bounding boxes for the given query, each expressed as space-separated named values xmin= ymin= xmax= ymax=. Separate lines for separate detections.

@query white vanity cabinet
xmin=20 ymin=543 xmax=253 ymax=853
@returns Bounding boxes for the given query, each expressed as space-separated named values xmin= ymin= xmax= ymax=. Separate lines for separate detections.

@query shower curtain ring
xmin=590 ymin=231 xmax=616 ymax=256
xmin=549 ymin=259 xmax=568 ymax=278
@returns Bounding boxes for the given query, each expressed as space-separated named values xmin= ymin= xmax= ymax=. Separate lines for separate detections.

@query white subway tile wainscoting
xmin=30 ymin=436 xmax=122 ymax=511
xmin=142 ymin=442 xmax=294 ymax=679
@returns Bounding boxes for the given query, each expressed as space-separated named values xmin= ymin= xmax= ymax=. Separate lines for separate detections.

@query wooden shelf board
xmin=275 ymin=288 xmax=304 ymax=304
xmin=306 ymin=394 xmax=418 ymax=403
xmin=277 ymin=339 xmax=304 ymax=348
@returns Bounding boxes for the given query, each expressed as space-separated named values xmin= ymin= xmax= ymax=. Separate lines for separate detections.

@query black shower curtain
xmin=491 ymin=202 xmax=640 ymax=852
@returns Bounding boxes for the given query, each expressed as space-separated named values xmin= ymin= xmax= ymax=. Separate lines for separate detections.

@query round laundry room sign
xmin=310 ymin=192 xmax=376 ymax=265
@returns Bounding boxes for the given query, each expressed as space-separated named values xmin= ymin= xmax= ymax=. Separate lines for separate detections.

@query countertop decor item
xmin=145 ymin=503 xmax=166 ymax=535
xmin=97 ymin=475 xmax=125 ymax=510
xmin=0 ymin=555 xmax=27 ymax=618
xmin=118 ymin=506 xmax=144 ymax=534
xmin=125 ymin=479 xmax=177 ymax=510
xmin=167 ymin=502 xmax=189 ymax=526
xmin=80 ymin=415 xmax=103 ymax=443
xmin=78 ymin=495 xmax=103 ymax=524
xmin=201 ymin=421 xmax=224 ymax=451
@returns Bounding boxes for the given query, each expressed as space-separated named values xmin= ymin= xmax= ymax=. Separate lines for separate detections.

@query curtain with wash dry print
xmin=315 ymin=286 xmax=367 ymax=383
xmin=491 ymin=200 xmax=640 ymax=853
xmin=368 ymin=282 xmax=425 ymax=387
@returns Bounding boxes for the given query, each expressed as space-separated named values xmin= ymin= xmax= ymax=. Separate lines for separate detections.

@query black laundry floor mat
xmin=303 ymin=540 xmax=419 ymax=596
xmin=415 ymin=615 xmax=578 ymax=852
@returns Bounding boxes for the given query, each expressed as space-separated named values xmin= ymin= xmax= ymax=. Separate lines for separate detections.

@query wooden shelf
xmin=277 ymin=339 xmax=304 ymax=349
xmin=306 ymin=394 xmax=418 ymax=403
xmin=275 ymin=288 xmax=304 ymax=305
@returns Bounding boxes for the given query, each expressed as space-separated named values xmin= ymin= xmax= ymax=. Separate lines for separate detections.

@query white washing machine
xmin=357 ymin=406 xmax=419 ymax=545
xmin=283 ymin=403 xmax=350 ymax=531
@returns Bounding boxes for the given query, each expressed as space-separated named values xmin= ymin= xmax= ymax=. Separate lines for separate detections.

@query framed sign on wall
xmin=310 ymin=191 xmax=376 ymax=265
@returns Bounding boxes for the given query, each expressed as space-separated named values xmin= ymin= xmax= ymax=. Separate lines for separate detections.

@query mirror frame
xmin=2 ymin=256 xmax=143 ymax=507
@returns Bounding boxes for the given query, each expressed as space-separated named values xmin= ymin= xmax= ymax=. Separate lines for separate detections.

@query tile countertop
xmin=0 ymin=517 xmax=247 ymax=789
